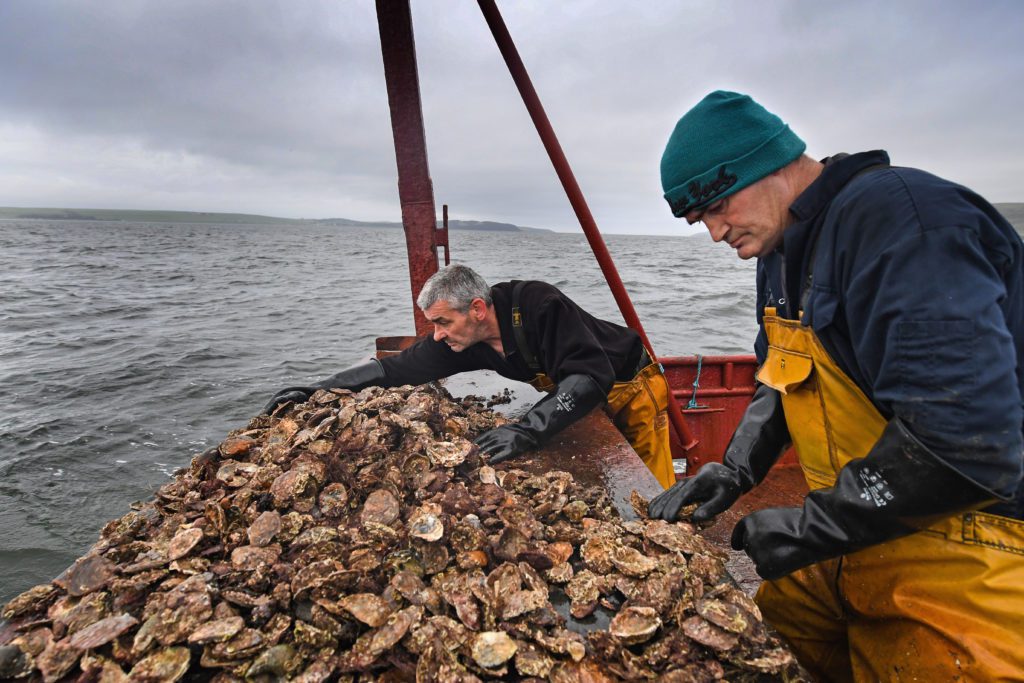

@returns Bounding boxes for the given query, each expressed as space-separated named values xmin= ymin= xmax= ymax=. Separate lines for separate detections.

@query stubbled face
xmin=424 ymin=298 xmax=487 ymax=352
xmin=686 ymin=173 xmax=791 ymax=260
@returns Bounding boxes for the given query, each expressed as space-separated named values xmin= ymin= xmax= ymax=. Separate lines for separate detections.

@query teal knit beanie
xmin=660 ymin=91 xmax=806 ymax=218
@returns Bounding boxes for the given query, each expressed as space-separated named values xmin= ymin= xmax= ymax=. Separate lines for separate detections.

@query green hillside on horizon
xmin=0 ymin=206 xmax=553 ymax=233
xmin=2 ymin=204 xmax=1021 ymax=236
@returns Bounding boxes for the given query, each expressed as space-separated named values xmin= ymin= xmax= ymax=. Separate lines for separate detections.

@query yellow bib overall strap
xmin=511 ymin=281 xmax=556 ymax=393
xmin=754 ymin=307 xmax=1024 ymax=681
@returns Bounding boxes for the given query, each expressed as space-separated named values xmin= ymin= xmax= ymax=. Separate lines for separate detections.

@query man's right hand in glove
xmin=648 ymin=462 xmax=745 ymax=523
xmin=261 ymin=360 xmax=386 ymax=415
xmin=475 ymin=373 xmax=605 ymax=465
xmin=648 ymin=383 xmax=789 ymax=522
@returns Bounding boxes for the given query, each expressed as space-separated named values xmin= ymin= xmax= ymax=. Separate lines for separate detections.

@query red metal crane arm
xmin=476 ymin=0 xmax=697 ymax=452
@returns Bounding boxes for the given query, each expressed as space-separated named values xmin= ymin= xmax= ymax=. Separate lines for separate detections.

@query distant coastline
xmin=0 ymin=206 xmax=554 ymax=234
xmin=2 ymin=204 xmax=1021 ymax=237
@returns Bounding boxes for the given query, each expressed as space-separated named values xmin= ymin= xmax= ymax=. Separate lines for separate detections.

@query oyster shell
xmin=426 ymin=439 xmax=473 ymax=467
xmin=359 ymin=489 xmax=400 ymax=526
xmin=56 ymin=554 xmax=117 ymax=597
xmin=68 ymin=613 xmax=138 ymax=650
xmin=215 ymin=461 xmax=257 ymax=488
xmin=186 ymin=616 xmax=244 ymax=645
xmin=167 ymin=528 xmax=204 ymax=561
xmin=318 ymin=482 xmax=349 ymax=516
xmin=128 ymin=646 xmax=191 ymax=682
xmin=246 ymin=510 xmax=281 ymax=547
xmin=2 ymin=384 xmax=798 ymax=680
xmin=609 ymin=606 xmax=661 ymax=645
xmin=408 ymin=503 xmax=444 ymax=542
xmin=2 ymin=584 xmax=59 ymax=620
xmin=471 ymin=631 xmax=518 ymax=668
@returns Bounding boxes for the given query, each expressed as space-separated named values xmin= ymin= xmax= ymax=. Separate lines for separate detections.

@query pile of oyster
xmin=1 ymin=384 xmax=799 ymax=681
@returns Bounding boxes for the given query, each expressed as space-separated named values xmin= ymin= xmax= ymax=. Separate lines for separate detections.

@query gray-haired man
xmin=263 ymin=264 xmax=676 ymax=487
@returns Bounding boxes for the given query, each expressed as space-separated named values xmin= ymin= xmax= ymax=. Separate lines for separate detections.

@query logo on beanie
xmin=667 ymin=166 xmax=738 ymax=216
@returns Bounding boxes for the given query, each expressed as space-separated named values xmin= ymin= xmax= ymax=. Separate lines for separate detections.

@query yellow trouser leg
xmin=756 ymin=559 xmax=854 ymax=683
xmin=757 ymin=512 xmax=1024 ymax=682
xmin=605 ymin=365 xmax=676 ymax=490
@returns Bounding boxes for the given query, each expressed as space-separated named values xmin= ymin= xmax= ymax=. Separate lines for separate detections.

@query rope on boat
xmin=687 ymin=354 xmax=708 ymax=409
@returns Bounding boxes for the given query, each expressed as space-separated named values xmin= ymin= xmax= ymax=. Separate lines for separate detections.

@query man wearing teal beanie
xmin=651 ymin=90 xmax=1024 ymax=679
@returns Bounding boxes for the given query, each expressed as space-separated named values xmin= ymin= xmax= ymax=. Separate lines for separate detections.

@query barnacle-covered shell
xmin=167 ymin=528 xmax=204 ymax=561
xmin=642 ymin=519 xmax=699 ymax=555
xmin=609 ymin=606 xmax=662 ymax=645
xmin=426 ymin=439 xmax=473 ymax=467
xmin=515 ymin=642 xmax=556 ymax=678
xmin=186 ymin=616 xmax=244 ymax=645
xmin=246 ymin=643 xmax=303 ymax=679
xmin=471 ymin=631 xmax=518 ymax=668
xmin=215 ymin=461 xmax=258 ymax=487
xmin=335 ymin=593 xmax=392 ymax=628
xmin=339 ymin=605 xmax=423 ymax=671
xmin=681 ymin=615 xmax=739 ymax=651
xmin=360 ymin=489 xmax=400 ymax=526
xmin=36 ymin=639 xmax=81 ymax=682
xmin=318 ymin=482 xmax=349 ymax=516
xmin=128 ymin=646 xmax=191 ymax=682
xmin=270 ymin=469 xmax=318 ymax=509
xmin=68 ymin=613 xmax=138 ymax=650
xmin=408 ymin=503 xmax=444 ymax=542
xmin=737 ymin=647 xmax=798 ymax=673
xmin=56 ymin=554 xmax=117 ymax=596
xmin=2 ymin=584 xmax=59 ymax=620
xmin=610 ymin=544 xmax=658 ymax=578
xmin=230 ymin=544 xmax=280 ymax=569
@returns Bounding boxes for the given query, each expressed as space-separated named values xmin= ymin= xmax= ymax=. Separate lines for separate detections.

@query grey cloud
xmin=1 ymin=1 xmax=1021 ymax=234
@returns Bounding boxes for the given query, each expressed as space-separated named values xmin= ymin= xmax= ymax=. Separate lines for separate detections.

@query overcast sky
xmin=1 ymin=1 xmax=1022 ymax=236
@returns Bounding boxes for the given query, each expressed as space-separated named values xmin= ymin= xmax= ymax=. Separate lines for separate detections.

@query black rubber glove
xmin=261 ymin=360 xmax=386 ymax=415
xmin=648 ymin=383 xmax=789 ymax=522
xmin=731 ymin=417 xmax=1003 ymax=580
xmin=476 ymin=374 xmax=605 ymax=464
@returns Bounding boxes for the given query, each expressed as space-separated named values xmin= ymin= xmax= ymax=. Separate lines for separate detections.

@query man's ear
xmin=470 ymin=297 xmax=487 ymax=320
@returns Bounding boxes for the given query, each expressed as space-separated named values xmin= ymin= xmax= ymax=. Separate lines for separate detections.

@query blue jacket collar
xmin=789 ymin=150 xmax=891 ymax=224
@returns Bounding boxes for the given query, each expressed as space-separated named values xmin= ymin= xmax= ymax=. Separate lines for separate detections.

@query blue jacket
xmin=756 ymin=150 xmax=1024 ymax=518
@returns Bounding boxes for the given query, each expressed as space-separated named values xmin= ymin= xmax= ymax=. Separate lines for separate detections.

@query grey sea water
xmin=0 ymin=219 xmax=757 ymax=603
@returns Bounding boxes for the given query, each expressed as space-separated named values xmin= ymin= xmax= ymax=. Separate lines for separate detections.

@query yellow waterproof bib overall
xmin=604 ymin=363 xmax=676 ymax=490
xmin=755 ymin=308 xmax=1024 ymax=682
xmin=529 ymin=365 xmax=676 ymax=491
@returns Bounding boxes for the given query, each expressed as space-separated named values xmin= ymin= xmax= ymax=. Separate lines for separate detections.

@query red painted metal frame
xmin=375 ymin=0 xmax=441 ymax=338
xmin=476 ymin=0 xmax=697 ymax=453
